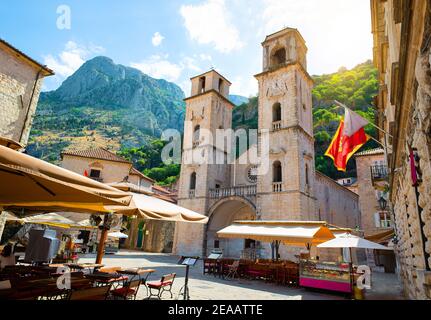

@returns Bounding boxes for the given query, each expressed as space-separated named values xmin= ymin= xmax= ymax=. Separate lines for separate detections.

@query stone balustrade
xmin=209 ymin=185 xmax=257 ymax=199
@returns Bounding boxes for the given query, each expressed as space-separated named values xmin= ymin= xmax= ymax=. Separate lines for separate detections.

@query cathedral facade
xmin=173 ymin=28 xmax=360 ymax=259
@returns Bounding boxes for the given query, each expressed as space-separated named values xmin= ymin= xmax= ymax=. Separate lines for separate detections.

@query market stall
xmin=310 ymin=233 xmax=392 ymax=295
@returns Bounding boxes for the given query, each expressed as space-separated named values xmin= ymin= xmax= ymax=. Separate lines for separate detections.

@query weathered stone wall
xmin=315 ymin=172 xmax=361 ymax=229
xmin=372 ymin=0 xmax=431 ymax=299
xmin=355 ymin=152 xmax=391 ymax=236
xmin=0 ymin=48 xmax=45 ymax=146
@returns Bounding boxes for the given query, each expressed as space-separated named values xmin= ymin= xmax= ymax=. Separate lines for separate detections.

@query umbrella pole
xmin=96 ymin=214 xmax=111 ymax=264
xmin=350 ymin=247 xmax=354 ymax=298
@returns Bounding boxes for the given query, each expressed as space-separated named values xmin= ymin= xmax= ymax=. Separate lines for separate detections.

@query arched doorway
xmin=205 ymin=197 xmax=256 ymax=258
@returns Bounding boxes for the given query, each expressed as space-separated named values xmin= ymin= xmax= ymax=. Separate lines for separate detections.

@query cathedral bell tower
xmin=173 ymin=70 xmax=235 ymax=256
xmin=255 ymin=28 xmax=317 ymax=221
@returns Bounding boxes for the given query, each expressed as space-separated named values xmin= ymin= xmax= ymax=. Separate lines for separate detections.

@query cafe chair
xmin=110 ymin=279 xmax=141 ymax=300
xmin=225 ymin=260 xmax=240 ymax=280
xmin=146 ymin=273 xmax=176 ymax=300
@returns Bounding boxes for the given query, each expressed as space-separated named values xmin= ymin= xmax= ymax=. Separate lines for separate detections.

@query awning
xmin=107 ymin=193 xmax=208 ymax=224
xmin=108 ymin=231 xmax=128 ymax=239
xmin=365 ymin=230 xmax=395 ymax=244
xmin=0 ymin=145 xmax=132 ymax=215
xmin=216 ymin=221 xmax=335 ymax=246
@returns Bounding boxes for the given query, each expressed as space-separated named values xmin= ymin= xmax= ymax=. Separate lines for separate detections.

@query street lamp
xmin=378 ymin=196 xmax=388 ymax=211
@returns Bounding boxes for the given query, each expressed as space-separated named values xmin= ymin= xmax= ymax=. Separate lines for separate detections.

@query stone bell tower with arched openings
xmin=173 ymin=70 xmax=235 ymax=256
xmin=254 ymin=28 xmax=317 ymax=221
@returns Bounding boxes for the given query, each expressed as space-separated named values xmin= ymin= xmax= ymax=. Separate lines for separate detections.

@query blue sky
xmin=0 ymin=0 xmax=373 ymax=97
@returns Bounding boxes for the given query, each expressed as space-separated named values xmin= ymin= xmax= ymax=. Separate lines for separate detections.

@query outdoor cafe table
xmin=117 ymin=268 xmax=156 ymax=282
xmin=85 ymin=272 xmax=128 ymax=289
xmin=66 ymin=263 xmax=104 ymax=274
xmin=0 ymin=275 xmax=93 ymax=300
xmin=117 ymin=268 xmax=156 ymax=295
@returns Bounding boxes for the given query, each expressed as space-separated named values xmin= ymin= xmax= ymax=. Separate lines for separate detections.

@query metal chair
xmin=146 ymin=273 xmax=176 ymax=300
xmin=225 ymin=261 xmax=240 ymax=280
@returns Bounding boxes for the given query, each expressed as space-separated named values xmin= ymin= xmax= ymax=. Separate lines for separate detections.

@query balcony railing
xmin=272 ymin=121 xmax=282 ymax=131
xmin=189 ymin=190 xmax=196 ymax=198
xmin=209 ymin=185 xmax=257 ymax=199
xmin=371 ymin=165 xmax=388 ymax=185
xmin=273 ymin=182 xmax=283 ymax=193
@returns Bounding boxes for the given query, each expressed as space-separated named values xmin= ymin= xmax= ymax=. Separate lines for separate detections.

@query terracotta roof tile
xmin=355 ymin=148 xmax=385 ymax=157
xmin=129 ymin=167 xmax=155 ymax=183
xmin=62 ymin=148 xmax=131 ymax=164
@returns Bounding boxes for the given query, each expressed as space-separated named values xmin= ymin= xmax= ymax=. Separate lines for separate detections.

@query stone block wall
xmin=0 ymin=48 xmax=45 ymax=146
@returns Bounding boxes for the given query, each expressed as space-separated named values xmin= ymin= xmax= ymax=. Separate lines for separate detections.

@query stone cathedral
xmin=173 ymin=28 xmax=361 ymax=259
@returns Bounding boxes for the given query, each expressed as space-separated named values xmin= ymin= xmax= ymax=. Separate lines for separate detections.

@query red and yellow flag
xmin=325 ymin=108 xmax=370 ymax=172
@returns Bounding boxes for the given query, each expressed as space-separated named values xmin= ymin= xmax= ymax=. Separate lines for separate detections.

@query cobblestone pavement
xmin=78 ymin=250 xmax=405 ymax=300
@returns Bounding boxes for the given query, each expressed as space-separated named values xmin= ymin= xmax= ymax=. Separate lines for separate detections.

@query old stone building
xmin=173 ymin=28 xmax=361 ymax=260
xmin=0 ymin=39 xmax=54 ymax=147
xmin=355 ymin=148 xmax=393 ymax=237
xmin=0 ymin=39 xmax=53 ymax=243
xmin=371 ymin=0 xmax=431 ymax=299
xmin=60 ymin=147 xmax=175 ymax=253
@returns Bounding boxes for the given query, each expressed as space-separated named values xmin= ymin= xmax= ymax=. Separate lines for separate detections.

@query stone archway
xmin=204 ymin=196 xmax=256 ymax=258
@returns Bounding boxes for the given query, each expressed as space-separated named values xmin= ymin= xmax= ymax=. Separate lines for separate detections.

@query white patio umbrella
xmin=107 ymin=231 xmax=128 ymax=239
xmin=317 ymin=233 xmax=392 ymax=251
xmin=318 ymin=233 xmax=392 ymax=263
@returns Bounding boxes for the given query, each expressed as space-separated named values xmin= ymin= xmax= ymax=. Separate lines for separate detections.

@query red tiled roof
xmin=61 ymin=148 xmax=131 ymax=164
xmin=129 ymin=167 xmax=155 ymax=183
xmin=152 ymin=184 xmax=171 ymax=194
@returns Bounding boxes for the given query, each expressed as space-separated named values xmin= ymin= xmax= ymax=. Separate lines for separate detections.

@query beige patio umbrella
xmin=0 ymin=136 xmax=23 ymax=151
xmin=108 ymin=192 xmax=209 ymax=224
xmin=0 ymin=145 xmax=132 ymax=214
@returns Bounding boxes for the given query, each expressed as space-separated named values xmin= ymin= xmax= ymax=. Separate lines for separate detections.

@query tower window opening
xmin=193 ymin=125 xmax=201 ymax=147
xmin=190 ymin=172 xmax=197 ymax=190
xmin=199 ymin=76 xmax=206 ymax=94
xmin=271 ymin=47 xmax=286 ymax=68
xmin=218 ymin=78 xmax=224 ymax=93
xmin=273 ymin=103 xmax=282 ymax=122
xmin=273 ymin=161 xmax=282 ymax=183
xmin=305 ymin=164 xmax=309 ymax=186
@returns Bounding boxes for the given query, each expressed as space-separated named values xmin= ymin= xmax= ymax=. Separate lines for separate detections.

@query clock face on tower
xmin=266 ymin=78 xmax=287 ymax=98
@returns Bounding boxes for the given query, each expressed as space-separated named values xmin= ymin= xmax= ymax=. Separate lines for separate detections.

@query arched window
xmin=271 ymin=47 xmax=286 ymax=67
xmin=190 ymin=172 xmax=197 ymax=190
xmin=273 ymin=103 xmax=282 ymax=122
xmin=193 ymin=125 xmax=200 ymax=146
xmin=273 ymin=161 xmax=282 ymax=183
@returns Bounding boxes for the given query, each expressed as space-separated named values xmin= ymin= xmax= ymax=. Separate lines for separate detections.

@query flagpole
xmin=333 ymin=100 xmax=394 ymax=139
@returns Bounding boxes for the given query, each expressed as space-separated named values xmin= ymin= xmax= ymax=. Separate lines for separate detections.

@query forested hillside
xmin=233 ymin=60 xmax=379 ymax=179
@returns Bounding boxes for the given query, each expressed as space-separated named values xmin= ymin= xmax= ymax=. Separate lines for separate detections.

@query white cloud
xmin=151 ymin=32 xmax=165 ymax=47
xmin=259 ymin=0 xmax=373 ymax=75
xmin=199 ymin=53 xmax=212 ymax=61
xmin=131 ymin=55 xmax=202 ymax=82
xmin=43 ymin=41 xmax=105 ymax=83
xmin=230 ymin=75 xmax=258 ymax=97
xmin=180 ymin=0 xmax=244 ymax=53
xmin=131 ymin=55 xmax=183 ymax=82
